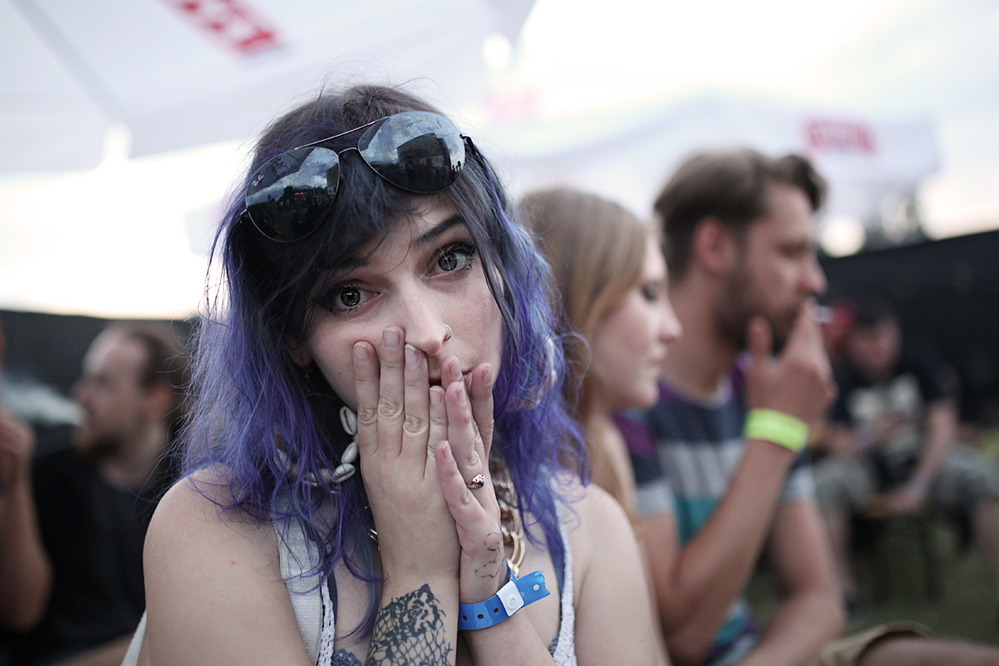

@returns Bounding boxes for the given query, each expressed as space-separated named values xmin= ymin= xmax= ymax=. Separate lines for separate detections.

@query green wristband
xmin=744 ymin=409 xmax=809 ymax=453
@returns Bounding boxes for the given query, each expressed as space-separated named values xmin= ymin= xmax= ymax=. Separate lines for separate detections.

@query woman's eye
xmin=435 ymin=242 xmax=476 ymax=274
xmin=339 ymin=286 xmax=362 ymax=308
xmin=315 ymin=284 xmax=368 ymax=314
xmin=641 ymin=284 xmax=661 ymax=302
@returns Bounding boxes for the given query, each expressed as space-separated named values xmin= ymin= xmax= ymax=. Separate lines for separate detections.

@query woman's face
xmin=588 ymin=238 xmax=682 ymax=413
xmin=289 ymin=202 xmax=504 ymax=410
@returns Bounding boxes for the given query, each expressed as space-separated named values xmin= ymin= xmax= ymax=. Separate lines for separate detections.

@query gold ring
xmin=466 ymin=473 xmax=485 ymax=490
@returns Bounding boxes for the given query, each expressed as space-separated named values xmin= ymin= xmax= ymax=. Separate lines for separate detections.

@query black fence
xmin=822 ymin=227 xmax=999 ymax=423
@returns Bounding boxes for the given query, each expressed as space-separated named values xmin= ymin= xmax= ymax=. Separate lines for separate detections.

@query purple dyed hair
xmin=181 ymin=84 xmax=587 ymax=631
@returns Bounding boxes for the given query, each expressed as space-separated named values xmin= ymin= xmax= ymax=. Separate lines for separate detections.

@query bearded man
xmin=3 ymin=323 xmax=185 ymax=666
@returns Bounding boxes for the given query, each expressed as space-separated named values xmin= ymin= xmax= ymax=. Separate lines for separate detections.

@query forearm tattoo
xmin=366 ymin=584 xmax=452 ymax=666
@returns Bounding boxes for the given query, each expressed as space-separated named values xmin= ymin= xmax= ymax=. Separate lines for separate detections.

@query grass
xmin=747 ymin=427 xmax=999 ymax=647
xmin=747 ymin=521 xmax=999 ymax=646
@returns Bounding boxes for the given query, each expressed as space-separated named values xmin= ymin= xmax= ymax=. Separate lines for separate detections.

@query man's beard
xmin=74 ymin=426 xmax=126 ymax=462
xmin=715 ymin=269 xmax=797 ymax=354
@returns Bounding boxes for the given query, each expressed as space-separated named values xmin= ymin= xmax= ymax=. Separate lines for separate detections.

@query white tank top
xmin=277 ymin=512 xmax=578 ymax=666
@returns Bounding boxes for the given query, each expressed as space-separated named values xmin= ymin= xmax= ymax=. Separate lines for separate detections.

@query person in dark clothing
xmin=1 ymin=322 xmax=186 ymax=666
xmin=814 ymin=297 xmax=999 ymax=610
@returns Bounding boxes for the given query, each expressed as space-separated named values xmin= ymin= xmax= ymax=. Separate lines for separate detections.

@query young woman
xmin=518 ymin=188 xmax=681 ymax=522
xmin=127 ymin=86 xmax=665 ymax=665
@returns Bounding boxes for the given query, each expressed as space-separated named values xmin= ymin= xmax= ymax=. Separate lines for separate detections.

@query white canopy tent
xmin=486 ymin=93 xmax=937 ymax=255
xmin=1 ymin=0 xmax=533 ymax=171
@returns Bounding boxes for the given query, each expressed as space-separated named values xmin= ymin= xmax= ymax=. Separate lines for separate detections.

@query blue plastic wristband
xmin=458 ymin=567 xmax=550 ymax=630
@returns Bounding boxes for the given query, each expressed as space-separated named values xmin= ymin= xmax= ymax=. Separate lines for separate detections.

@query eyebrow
xmin=416 ymin=213 xmax=465 ymax=245
xmin=333 ymin=213 xmax=467 ymax=274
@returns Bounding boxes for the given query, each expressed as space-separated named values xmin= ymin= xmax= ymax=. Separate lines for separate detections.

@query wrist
xmin=458 ymin=565 xmax=549 ymax=630
xmin=744 ymin=409 xmax=809 ymax=453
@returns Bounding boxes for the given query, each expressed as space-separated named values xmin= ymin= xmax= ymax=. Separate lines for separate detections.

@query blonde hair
xmin=518 ymin=187 xmax=650 ymax=511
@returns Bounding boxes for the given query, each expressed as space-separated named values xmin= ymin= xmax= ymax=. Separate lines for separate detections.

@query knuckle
xmin=377 ymin=397 xmax=402 ymax=420
xmin=403 ymin=412 xmax=427 ymax=436
xmin=452 ymin=408 xmax=472 ymax=427
xmin=457 ymin=489 xmax=477 ymax=510
xmin=357 ymin=405 xmax=379 ymax=428
xmin=484 ymin=531 xmax=503 ymax=551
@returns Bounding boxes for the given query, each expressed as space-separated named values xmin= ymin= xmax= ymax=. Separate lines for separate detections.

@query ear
xmin=691 ymin=216 xmax=738 ymax=277
xmin=285 ymin=338 xmax=313 ymax=368
xmin=143 ymin=382 xmax=175 ymax=422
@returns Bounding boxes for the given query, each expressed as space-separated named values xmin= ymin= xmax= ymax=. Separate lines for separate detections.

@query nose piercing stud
xmin=443 ymin=324 xmax=452 ymax=342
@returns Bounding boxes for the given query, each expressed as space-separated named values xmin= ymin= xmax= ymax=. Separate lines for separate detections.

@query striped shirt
xmin=617 ymin=367 xmax=814 ymax=666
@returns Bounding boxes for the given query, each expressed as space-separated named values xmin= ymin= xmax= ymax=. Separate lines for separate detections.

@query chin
xmin=628 ymin=385 xmax=659 ymax=411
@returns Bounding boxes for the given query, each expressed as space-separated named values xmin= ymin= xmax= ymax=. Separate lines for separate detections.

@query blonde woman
xmin=519 ymin=188 xmax=681 ymax=521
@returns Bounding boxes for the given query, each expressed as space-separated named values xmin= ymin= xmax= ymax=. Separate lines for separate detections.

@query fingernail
xmin=457 ymin=382 xmax=467 ymax=406
xmin=430 ymin=388 xmax=443 ymax=406
xmin=384 ymin=327 xmax=401 ymax=350
xmin=405 ymin=344 xmax=418 ymax=368
xmin=482 ymin=363 xmax=494 ymax=387
xmin=440 ymin=440 xmax=452 ymax=461
xmin=353 ymin=343 xmax=368 ymax=366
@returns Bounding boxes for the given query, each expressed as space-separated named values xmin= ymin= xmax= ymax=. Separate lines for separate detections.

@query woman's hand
xmin=432 ymin=356 xmax=506 ymax=604
xmin=352 ymin=326 xmax=460 ymax=583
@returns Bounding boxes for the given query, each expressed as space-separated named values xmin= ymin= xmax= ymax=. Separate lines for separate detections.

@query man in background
xmin=1 ymin=322 xmax=186 ymax=666
xmin=815 ymin=296 xmax=999 ymax=613
xmin=622 ymin=148 xmax=999 ymax=665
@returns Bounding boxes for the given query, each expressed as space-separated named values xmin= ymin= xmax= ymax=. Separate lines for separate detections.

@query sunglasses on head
xmin=242 ymin=111 xmax=467 ymax=243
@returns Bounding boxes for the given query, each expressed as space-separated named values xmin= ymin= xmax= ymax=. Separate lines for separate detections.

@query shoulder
xmin=146 ymin=467 xmax=279 ymax=572
xmin=143 ymin=470 xmax=311 ymax=664
xmin=556 ymin=477 xmax=635 ymax=569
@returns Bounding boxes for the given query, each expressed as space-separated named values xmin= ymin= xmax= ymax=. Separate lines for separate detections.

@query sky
xmin=512 ymin=0 xmax=999 ymax=238
xmin=1 ymin=0 xmax=997 ymax=318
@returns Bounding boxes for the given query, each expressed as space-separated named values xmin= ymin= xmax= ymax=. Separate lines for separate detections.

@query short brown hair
xmin=654 ymin=148 xmax=826 ymax=279
xmin=106 ymin=321 xmax=189 ymax=439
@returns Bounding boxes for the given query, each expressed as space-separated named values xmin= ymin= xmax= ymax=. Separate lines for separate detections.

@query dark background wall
xmin=0 ymin=311 xmax=193 ymax=396
xmin=821 ymin=228 xmax=999 ymax=423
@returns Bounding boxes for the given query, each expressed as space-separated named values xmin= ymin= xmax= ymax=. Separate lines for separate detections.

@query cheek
xmin=590 ymin=303 xmax=657 ymax=403
xmin=458 ymin=280 xmax=505 ymax=367
xmin=619 ymin=302 xmax=656 ymax=357
xmin=305 ymin=330 xmax=363 ymax=410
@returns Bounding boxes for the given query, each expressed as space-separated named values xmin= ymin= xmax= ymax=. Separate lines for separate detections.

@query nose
xmin=71 ymin=377 xmax=92 ymax=408
xmin=393 ymin=287 xmax=447 ymax=358
xmin=659 ymin=298 xmax=683 ymax=345
xmin=72 ymin=377 xmax=86 ymax=401
xmin=804 ymin=254 xmax=827 ymax=297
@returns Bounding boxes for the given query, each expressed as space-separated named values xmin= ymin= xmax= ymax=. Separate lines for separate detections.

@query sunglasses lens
xmin=358 ymin=112 xmax=465 ymax=194
xmin=245 ymin=147 xmax=340 ymax=242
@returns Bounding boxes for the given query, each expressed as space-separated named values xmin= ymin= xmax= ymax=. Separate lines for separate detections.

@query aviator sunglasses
xmin=242 ymin=111 xmax=467 ymax=242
